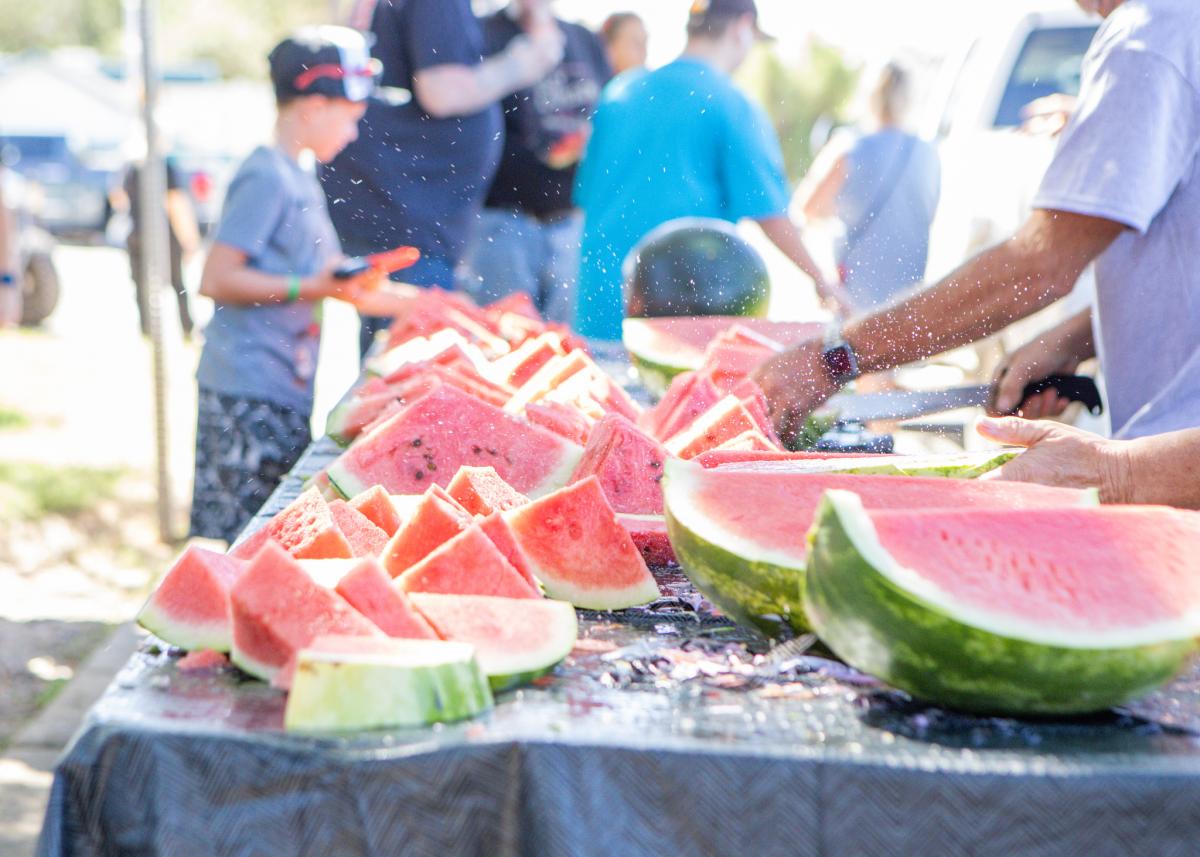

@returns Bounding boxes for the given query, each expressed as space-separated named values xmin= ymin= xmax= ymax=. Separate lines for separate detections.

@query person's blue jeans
xmin=457 ymin=207 xmax=582 ymax=326
xmin=358 ymin=254 xmax=456 ymax=358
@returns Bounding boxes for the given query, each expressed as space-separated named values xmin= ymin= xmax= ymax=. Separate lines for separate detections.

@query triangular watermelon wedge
xmin=381 ymin=485 xmax=473 ymax=577
xmin=334 ymin=558 xmax=439 ymax=639
xmin=506 ymin=476 xmax=660 ymax=610
xmin=642 ymin=370 xmax=723 ymax=442
xmin=446 ymin=465 xmax=530 ymax=516
xmin=229 ymin=487 xmax=353 ymax=561
xmin=137 ymin=546 xmax=247 ymax=652
xmin=664 ymin=395 xmax=760 ymax=459
xmin=569 ymin=413 xmax=668 ymax=514
xmin=349 ymin=485 xmax=404 ymax=536
xmin=396 ymin=524 xmax=540 ymax=599
xmin=328 ymin=499 xmax=389 ymax=557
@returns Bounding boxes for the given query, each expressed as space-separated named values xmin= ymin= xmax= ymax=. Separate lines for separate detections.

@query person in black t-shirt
xmin=320 ymin=0 xmax=563 ymax=356
xmin=457 ymin=0 xmax=611 ymax=325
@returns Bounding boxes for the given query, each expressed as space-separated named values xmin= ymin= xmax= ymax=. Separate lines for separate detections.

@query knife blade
xmin=819 ymin=375 xmax=1103 ymax=423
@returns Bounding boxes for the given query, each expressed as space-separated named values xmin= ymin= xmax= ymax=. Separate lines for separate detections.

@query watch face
xmin=824 ymin=345 xmax=854 ymax=380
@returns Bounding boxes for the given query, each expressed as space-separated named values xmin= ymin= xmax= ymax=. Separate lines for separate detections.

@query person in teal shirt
xmin=573 ymin=0 xmax=838 ymax=341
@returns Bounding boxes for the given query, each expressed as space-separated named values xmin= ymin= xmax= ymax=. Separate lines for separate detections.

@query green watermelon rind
xmin=629 ymin=351 xmax=690 ymax=398
xmin=136 ymin=599 xmax=232 ymax=653
xmin=324 ymin=400 xmax=358 ymax=447
xmin=662 ymin=459 xmax=809 ymax=638
xmin=283 ymin=641 xmax=494 ymax=731
xmin=230 ymin=641 xmax=280 ymax=683
xmin=805 ymin=491 xmax=1197 ymax=716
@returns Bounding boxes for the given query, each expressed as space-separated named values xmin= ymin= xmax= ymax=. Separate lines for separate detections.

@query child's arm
xmin=199 ymin=242 xmax=377 ymax=306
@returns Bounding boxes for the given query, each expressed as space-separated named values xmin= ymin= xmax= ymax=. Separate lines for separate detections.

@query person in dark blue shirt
xmin=319 ymin=0 xmax=563 ymax=354
xmin=458 ymin=0 xmax=611 ymax=324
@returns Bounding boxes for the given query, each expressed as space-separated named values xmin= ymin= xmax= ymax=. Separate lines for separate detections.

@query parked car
xmin=0 ymin=132 xmax=118 ymax=240
xmin=1 ymin=166 xmax=61 ymax=326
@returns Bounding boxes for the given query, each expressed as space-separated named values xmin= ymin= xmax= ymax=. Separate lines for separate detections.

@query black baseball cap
xmin=688 ymin=0 xmax=775 ymax=41
xmin=269 ymin=26 xmax=381 ymax=103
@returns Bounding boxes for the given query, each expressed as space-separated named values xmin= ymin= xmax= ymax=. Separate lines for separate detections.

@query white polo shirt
xmin=1034 ymin=0 xmax=1200 ymax=438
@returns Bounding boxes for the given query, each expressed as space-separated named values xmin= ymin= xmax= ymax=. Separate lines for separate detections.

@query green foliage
xmin=738 ymin=39 xmax=860 ymax=183
xmin=0 ymin=461 xmax=124 ymax=519
xmin=0 ymin=404 xmax=29 ymax=431
xmin=0 ymin=0 xmax=122 ymax=54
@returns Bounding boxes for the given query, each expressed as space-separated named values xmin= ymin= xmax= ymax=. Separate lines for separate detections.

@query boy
xmin=190 ymin=27 xmax=381 ymax=544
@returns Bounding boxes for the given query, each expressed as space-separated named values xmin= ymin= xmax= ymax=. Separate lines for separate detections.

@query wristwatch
xmin=821 ymin=327 xmax=861 ymax=386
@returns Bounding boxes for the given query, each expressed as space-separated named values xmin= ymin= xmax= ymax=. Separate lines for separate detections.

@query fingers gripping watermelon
xmin=806 ymin=494 xmax=1200 ymax=715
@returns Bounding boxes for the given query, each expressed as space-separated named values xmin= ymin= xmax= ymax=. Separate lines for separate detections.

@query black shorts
xmin=188 ymin=388 xmax=312 ymax=544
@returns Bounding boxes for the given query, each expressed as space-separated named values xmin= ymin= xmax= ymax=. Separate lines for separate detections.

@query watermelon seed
xmin=472 ymin=445 xmax=483 ymax=455
xmin=414 ymin=470 xmax=425 ymax=481
xmin=411 ymin=438 xmax=423 ymax=447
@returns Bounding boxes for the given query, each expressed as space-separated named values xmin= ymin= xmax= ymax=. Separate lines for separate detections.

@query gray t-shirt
xmin=1034 ymin=0 xmax=1200 ymax=439
xmin=197 ymin=146 xmax=339 ymax=412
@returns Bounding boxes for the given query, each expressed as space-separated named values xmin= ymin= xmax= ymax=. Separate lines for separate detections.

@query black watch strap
xmin=821 ymin=337 xmax=860 ymax=386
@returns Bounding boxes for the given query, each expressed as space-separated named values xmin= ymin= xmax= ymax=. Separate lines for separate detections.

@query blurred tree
xmin=738 ymin=37 xmax=860 ymax=184
xmin=0 ymin=0 xmax=333 ymax=78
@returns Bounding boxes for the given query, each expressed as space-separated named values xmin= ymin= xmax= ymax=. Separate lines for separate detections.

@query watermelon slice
xmin=642 ymin=370 xmax=722 ymax=442
xmin=381 ymin=486 xmax=473 ymax=577
xmin=713 ymin=449 xmax=1018 ymax=479
xmin=697 ymin=339 xmax=779 ymax=391
xmin=334 ymin=558 xmax=439 ymax=639
xmin=622 ymin=316 xmax=822 ymax=394
xmin=137 ymin=546 xmax=246 ymax=652
xmin=505 ymin=476 xmax=660 ymax=610
xmin=229 ymin=487 xmax=353 ymax=561
xmin=229 ymin=543 xmax=382 ymax=682
xmin=489 ymin=332 xmax=565 ymax=388
xmin=807 ymin=494 xmax=1200 ymax=715
xmin=617 ymin=513 xmax=676 ymax=567
xmin=446 ymin=465 xmax=530 ymax=516
xmin=410 ymin=593 xmax=578 ymax=691
xmin=328 ymin=500 xmax=389 ymax=557
xmin=325 ymin=384 xmax=582 ymax=499
xmin=693 ymin=448 xmax=891 ymax=468
xmin=662 ymin=458 xmax=1099 ymax=637
xmin=570 ymin=413 xmax=668 ymax=515
xmin=504 ymin=351 xmax=592 ymax=414
xmin=396 ymin=524 xmax=540 ymax=599
xmin=713 ymin=429 xmax=778 ymax=452
xmin=664 ymin=395 xmax=760 ymax=459
xmin=479 ymin=511 xmax=539 ymax=590
xmin=349 ymin=485 xmax=404 ymax=536
xmin=284 ymin=635 xmax=493 ymax=731
xmin=486 ymin=290 xmax=542 ymax=321
xmin=524 ymin=400 xmax=594 ymax=446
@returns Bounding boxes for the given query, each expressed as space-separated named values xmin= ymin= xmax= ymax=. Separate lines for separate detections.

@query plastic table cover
xmin=37 ymin=437 xmax=1200 ymax=857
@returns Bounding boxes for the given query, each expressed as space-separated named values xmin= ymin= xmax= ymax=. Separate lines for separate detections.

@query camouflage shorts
xmin=188 ymin=389 xmax=311 ymax=544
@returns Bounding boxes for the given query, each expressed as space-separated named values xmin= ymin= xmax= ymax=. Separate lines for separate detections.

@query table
xmin=38 ymin=440 xmax=1200 ymax=857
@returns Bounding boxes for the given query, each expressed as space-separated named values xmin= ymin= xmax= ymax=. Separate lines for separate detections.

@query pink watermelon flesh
xmin=396 ymin=524 xmax=540 ymax=599
xmin=698 ymin=341 xmax=777 ymax=390
xmin=686 ymin=469 xmax=1096 ymax=561
xmin=864 ymin=506 xmax=1200 ymax=631
xmin=329 ymin=387 xmax=410 ymax=442
xmin=334 ymin=558 xmax=439 ymax=639
xmin=667 ymin=396 xmax=760 ymax=459
xmin=381 ymin=487 xmax=473 ymax=577
xmin=569 ymin=413 xmax=667 ymax=514
xmin=349 ymin=485 xmax=404 ymax=536
xmin=524 ymin=400 xmax=594 ymax=446
xmin=137 ymin=545 xmax=246 ymax=651
xmin=326 ymin=384 xmax=580 ymax=498
xmin=617 ymin=514 xmax=677 ymax=567
xmin=479 ymin=512 xmax=539 ymax=590
xmin=446 ymin=465 xmax=530 ymax=516
xmin=229 ymin=487 xmax=353 ymax=561
xmin=631 ymin=316 xmax=821 ymax=366
xmin=729 ymin=378 xmax=783 ymax=447
xmin=648 ymin=371 xmax=723 ymax=442
xmin=486 ymin=290 xmax=542 ymax=321
xmin=712 ymin=323 xmax=786 ymax=351
xmin=229 ymin=542 xmax=382 ymax=683
xmin=495 ymin=336 xmax=562 ymax=388
xmin=328 ymin=500 xmax=389 ymax=557
xmin=177 ymin=649 xmax=229 ymax=672
xmin=714 ymin=429 xmax=778 ymax=452
xmin=506 ymin=476 xmax=660 ymax=610
xmin=694 ymin=449 xmax=891 ymax=468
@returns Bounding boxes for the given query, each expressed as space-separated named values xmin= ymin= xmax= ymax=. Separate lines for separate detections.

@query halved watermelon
xmin=617 ymin=513 xmax=676 ymax=567
xmin=229 ymin=543 xmax=382 ymax=682
xmin=381 ymin=486 xmax=472 ymax=577
xmin=137 ymin=546 xmax=246 ymax=651
xmin=284 ymin=635 xmax=492 ymax=731
xmin=570 ymin=413 xmax=668 ymax=515
xmin=410 ymin=593 xmax=578 ymax=690
xmin=662 ymin=458 xmax=1099 ymax=637
xmin=506 ymin=476 xmax=660 ymax=610
xmin=396 ymin=524 xmax=540 ymax=599
xmin=328 ymin=499 xmax=389 ymax=557
xmin=807 ymin=494 xmax=1200 ymax=714
xmin=664 ymin=395 xmax=760 ymax=459
xmin=326 ymin=385 xmax=582 ymax=499
xmin=623 ymin=316 xmax=822 ymax=394
xmin=349 ymin=485 xmax=405 ymax=536
xmin=229 ymin=487 xmax=352 ymax=561
xmin=446 ymin=465 xmax=529 ymax=516
xmin=334 ymin=558 xmax=438 ymax=639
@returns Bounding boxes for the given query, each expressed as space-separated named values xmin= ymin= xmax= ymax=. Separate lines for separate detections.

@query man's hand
xmin=987 ymin=307 xmax=1094 ymax=417
xmin=751 ymin=338 xmax=839 ymax=445
xmin=304 ymin=262 xmax=384 ymax=304
xmin=977 ymin=417 xmax=1131 ymax=502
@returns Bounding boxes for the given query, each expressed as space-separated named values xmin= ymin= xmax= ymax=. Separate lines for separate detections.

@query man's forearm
xmin=1118 ymin=429 xmax=1200 ymax=509
xmin=756 ymin=215 xmax=825 ymax=287
xmin=843 ymin=210 xmax=1121 ymax=374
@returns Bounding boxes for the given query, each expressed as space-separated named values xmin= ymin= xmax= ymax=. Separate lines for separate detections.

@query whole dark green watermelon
xmin=624 ymin=218 xmax=770 ymax=319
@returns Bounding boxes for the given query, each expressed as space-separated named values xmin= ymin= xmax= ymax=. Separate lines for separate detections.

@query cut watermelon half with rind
xmin=410 ymin=593 xmax=578 ymax=691
xmin=806 ymin=492 xmax=1200 ymax=715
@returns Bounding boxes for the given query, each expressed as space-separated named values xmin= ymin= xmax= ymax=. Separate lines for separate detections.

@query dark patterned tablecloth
xmin=38 ymin=436 xmax=1200 ymax=857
